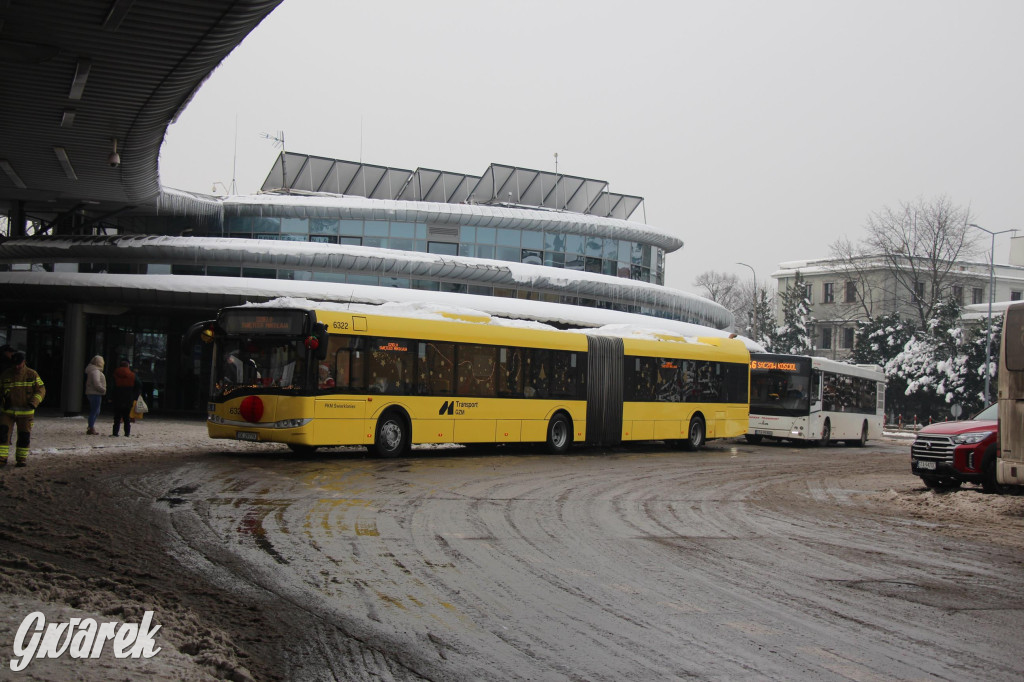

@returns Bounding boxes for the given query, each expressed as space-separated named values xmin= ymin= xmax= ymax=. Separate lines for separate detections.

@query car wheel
xmin=921 ymin=476 xmax=961 ymax=492
xmin=981 ymin=445 xmax=1006 ymax=494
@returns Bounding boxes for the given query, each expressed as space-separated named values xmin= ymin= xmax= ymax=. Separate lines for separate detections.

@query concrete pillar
xmin=62 ymin=302 xmax=87 ymax=416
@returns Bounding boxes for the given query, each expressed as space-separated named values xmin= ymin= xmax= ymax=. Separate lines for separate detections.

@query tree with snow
xmin=884 ymin=298 xmax=999 ymax=420
xmin=851 ymin=312 xmax=915 ymax=418
xmin=773 ymin=271 xmax=813 ymax=354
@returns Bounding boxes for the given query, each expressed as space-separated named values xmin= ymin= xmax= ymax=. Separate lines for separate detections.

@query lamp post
xmin=968 ymin=223 xmax=1016 ymax=404
xmin=737 ymin=262 xmax=757 ymax=341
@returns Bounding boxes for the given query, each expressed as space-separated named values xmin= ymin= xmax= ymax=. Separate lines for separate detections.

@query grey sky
xmin=159 ymin=0 xmax=1024 ymax=296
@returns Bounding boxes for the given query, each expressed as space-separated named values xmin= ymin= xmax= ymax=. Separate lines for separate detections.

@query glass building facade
xmin=218 ymin=215 xmax=665 ymax=287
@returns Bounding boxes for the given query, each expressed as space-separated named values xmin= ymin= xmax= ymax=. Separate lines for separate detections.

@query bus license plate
xmin=236 ymin=431 xmax=259 ymax=442
xmin=917 ymin=460 xmax=936 ymax=470
xmin=755 ymin=429 xmax=772 ymax=436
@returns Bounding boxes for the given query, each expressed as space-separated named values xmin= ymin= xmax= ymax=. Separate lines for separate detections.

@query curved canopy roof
xmin=0 ymin=0 xmax=281 ymax=231
xmin=0 ymin=235 xmax=730 ymax=327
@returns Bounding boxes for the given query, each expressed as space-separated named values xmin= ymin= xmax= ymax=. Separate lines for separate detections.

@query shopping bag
xmin=135 ymin=395 xmax=149 ymax=415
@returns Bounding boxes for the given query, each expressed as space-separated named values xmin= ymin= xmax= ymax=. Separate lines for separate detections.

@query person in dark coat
xmin=110 ymin=360 xmax=140 ymax=437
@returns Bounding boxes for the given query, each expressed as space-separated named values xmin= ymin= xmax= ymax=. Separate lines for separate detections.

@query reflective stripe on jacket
xmin=1 ymin=366 xmax=45 ymax=416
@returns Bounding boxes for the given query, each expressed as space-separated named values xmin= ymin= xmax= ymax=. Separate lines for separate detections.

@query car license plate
xmin=755 ymin=429 xmax=772 ymax=436
xmin=236 ymin=431 xmax=259 ymax=442
xmin=917 ymin=460 xmax=936 ymax=470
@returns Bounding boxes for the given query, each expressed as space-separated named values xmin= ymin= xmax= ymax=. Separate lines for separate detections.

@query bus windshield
xmin=749 ymin=356 xmax=811 ymax=416
xmin=214 ymin=337 xmax=309 ymax=396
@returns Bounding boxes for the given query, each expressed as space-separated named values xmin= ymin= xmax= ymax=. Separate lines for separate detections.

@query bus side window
xmin=417 ymin=342 xmax=454 ymax=395
xmin=498 ymin=347 xmax=524 ymax=397
xmin=457 ymin=344 xmax=496 ymax=397
xmin=550 ymin=351 xmax=575 ymax=398
xmin=524 ymin=348 xmax=549 ymax=398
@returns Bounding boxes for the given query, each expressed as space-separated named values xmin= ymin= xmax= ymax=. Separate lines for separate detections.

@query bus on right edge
xmin=746 ymin=353 xmax=885 ymax=446
xmin=997 ymin=301 xmax=1024 ymax=487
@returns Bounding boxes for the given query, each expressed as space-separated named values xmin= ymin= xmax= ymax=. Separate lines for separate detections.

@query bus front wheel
xmin=546 ymin=413 xmax=572 ymax=454
xmin=818 ymin=419 xmax=831 ymax=447
xmin=373 ymin=411 xmax=409 ymax=458
xmin=683 ymin=415 xmax=705 ymax=451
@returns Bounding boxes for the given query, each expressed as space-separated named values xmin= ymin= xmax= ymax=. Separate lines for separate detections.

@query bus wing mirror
xmin=182 ymin=320 xmax=215 ymax=353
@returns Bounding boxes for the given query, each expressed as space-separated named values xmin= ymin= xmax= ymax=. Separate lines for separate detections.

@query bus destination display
xmin=221 ymin=310 xmax=307 ymax=335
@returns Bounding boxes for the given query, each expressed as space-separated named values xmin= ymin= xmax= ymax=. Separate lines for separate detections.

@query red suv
xmin=910 ymin=404 xmax=1002 ymax=493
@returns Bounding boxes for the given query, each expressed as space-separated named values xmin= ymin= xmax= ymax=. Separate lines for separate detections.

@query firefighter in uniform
xmin=0 ymin=351 xmax=46 ymax=467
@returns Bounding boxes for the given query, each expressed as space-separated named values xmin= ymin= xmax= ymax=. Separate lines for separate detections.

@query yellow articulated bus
xmin=189 ymin=302 xmax=750 ymax=456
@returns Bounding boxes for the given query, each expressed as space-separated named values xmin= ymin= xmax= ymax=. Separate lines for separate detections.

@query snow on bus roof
xmin=247 ymin=298 xmax=733 ymax=348
xmin=247 ymin=297 xmax=560 ymax=331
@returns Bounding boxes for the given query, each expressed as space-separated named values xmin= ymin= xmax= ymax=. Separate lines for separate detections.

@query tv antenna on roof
xmin=260 ymin=130 xmax=288 ymax=192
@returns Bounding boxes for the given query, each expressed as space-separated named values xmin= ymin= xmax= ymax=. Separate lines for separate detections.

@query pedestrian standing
xmin=84 ymin=355 xmax=106 ymax=435
xmin=111 ymin=360 xmax=139 ymax=437
xmin=0 ymin=351 xmax=46 ymax=467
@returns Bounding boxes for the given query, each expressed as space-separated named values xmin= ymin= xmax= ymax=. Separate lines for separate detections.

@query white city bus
xmin=746 ymin=353 xmax=885 ymax=446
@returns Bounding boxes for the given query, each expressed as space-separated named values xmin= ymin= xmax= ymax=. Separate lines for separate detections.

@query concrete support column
xmin=62 ymin=302 xmax=87 ymax=416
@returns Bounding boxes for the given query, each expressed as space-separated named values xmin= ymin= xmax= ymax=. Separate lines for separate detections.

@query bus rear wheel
xmin=373 ymin=411 xmax=409 ymax=458
xmin=683 ymin=415 xmax=705 ymax=451
xmin=546 ymin=413 xmax=572 ymax=454
xmin=848 ymin=421 xmax=868 ymax=447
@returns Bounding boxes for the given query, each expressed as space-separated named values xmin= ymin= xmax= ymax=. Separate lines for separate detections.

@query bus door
xmin=810 ymin=369 xmax=823 ymax=412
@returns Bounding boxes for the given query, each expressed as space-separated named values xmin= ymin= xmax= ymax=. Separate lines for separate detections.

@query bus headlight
xmin=273 ymin=418 xmax=311 ymax=429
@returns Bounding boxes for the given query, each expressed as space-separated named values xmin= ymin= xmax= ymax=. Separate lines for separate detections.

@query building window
xmin=842 ymin=327 xmax=854 ymax=349
xmin=1012 ymin=291 xmax=1023 ymax=301
xmin=972 ymin=287 xmax=984 ymax=305
xmin=914 ymin=281 xmax=925 ymax=302
xmin=823 ymin=282 xmax=835 ymax=304
xmin=821 ymin=327 xmax=832 ymax=350
xmin=953 ymin=285 xmax=964 ymax=305
xmin=845 ymin=281 xmax=857 ymax=303
xmin=802 ymin=283 xmax=813 ymax=303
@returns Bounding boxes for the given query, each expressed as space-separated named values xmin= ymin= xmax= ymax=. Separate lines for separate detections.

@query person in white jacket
xmin=84 ymin=355 xmax=106 ymax=435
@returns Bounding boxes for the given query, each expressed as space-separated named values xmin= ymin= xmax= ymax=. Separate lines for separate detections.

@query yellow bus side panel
xmin=496 ymin=420 xmax=522 ymax=442
xmin=455 ymin=420 xmax=501 ymax=443
xmin=416 ymin=419 xmax=455 ymax=443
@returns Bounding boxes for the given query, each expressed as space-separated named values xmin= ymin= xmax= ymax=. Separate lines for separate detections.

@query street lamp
xmin=737 ymin=262 xmax=757 ymax=341
xmin=968 ymin=223 xmax=1016 ymax=404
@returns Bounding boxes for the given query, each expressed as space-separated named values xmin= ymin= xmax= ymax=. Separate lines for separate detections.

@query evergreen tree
xmin=774 ymin=271 xmax=813 ymax=354
xmin=851 ymin=312 xmax=915 ymax=419
xmin=753 ymin=287 xmax=776 ymax=351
